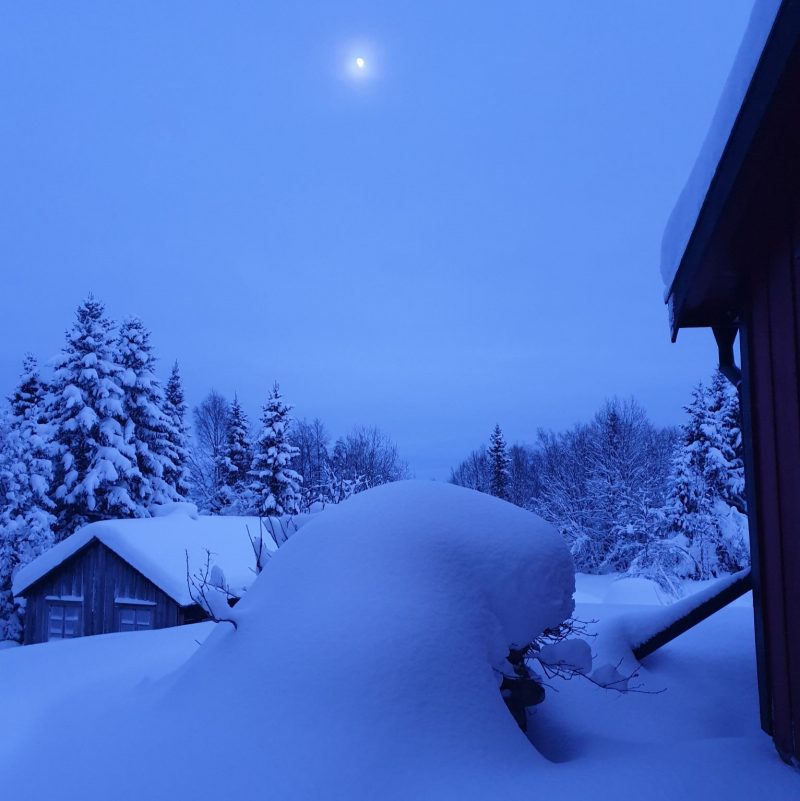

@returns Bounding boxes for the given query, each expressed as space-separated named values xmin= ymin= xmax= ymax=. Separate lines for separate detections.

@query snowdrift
xmin=3 ymin=481 xmax=574 ymax=800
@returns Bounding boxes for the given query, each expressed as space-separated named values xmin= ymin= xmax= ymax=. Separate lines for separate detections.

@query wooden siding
xmin=21 ymin=539 xmax=182 ymax=644
xmin=739 ymin=187 xmax=800 ymax=764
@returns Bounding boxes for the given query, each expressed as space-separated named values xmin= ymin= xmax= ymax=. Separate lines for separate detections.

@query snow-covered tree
xmin=329 ymin=425 xmax=409 ymax=492
xmin=488 ymin=424 xmax=510 ymax=500
xmin=163 ymin=362 xmax=192 ymax=500
xmin=217 ymin=395 xmax=253 ymax=514
xmin=50 ymin=296 xmax=138 ymax=539
xmin=249 ymin=383 xmax=301 ymax=516
xmin=659 ymin=377 xmax=749 ymax=580
xmin=0 ymin=358 xmax=56 ymax=639
xmin=188 ymin=390 xmax=229 ymax=513
xmin=706 ymin=369 xmax=746 ymax=513
xmin=501 ymin=399 xmax=675 ymax=574
xmin=584 ymin=400 xmax=670 ymax=572
xmin=117 ymin=317 xmax=182 ymax=510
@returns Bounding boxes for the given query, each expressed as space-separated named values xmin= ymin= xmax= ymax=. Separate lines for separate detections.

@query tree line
xmin=450 ymin=375 xmax=749 ymax=593
xmin=0 ymin=295 xmax=408 ymax=639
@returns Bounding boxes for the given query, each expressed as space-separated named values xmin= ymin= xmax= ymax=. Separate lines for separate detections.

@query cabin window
xmin=48 ymin=603 xmax=82 ymax=640
xmin=117 ymin=607 xmax=154 ymax=632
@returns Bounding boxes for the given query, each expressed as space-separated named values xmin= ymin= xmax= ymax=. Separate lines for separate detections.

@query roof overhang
xmin=666 ymin=0 xmax=800 ymax=339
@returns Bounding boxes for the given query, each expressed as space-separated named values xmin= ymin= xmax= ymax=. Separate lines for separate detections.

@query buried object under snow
xmin=3 ymin=480 xmax=575 ymax=801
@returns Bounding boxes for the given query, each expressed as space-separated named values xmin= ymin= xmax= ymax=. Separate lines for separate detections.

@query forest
xmin=0 ymin=295 xmax=749 ymax=640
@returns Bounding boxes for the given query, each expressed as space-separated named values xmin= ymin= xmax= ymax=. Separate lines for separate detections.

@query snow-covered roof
xmin=12 ymin=504 xmax=311 ymax=605
xmin=661 ymin=0 xmax=782 ymax=293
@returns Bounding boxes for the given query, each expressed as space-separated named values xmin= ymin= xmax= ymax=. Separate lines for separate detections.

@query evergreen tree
xmin=10 ymin=354 xmax=48 ymax=421
xmin=117 ymin=317 xmax=180 ymax=509
xmin=249 ymin=383 xmax=302 ymax=516
xmin=163 ymin=362 xmax=192 ymax=500
xmin=217 ymin=394 xmax=253 ymax=513
xmin=662 ymin=378 xmax=749 ymax=580
xmin=0 ymin=358 xmax=56 ymax=639
xmin=707 ymin=369 xmax=746 ymax=512
xmin=488 ymin=424 xmax=510 ymax=500
xmin=50 ymin=296 xmax=138 ymax=539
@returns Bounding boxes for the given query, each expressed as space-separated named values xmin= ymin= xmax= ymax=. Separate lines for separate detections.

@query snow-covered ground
xmin=0 ymin=484 xmax=796 ymax=799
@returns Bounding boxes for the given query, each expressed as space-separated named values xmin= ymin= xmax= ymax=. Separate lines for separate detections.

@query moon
xmin=355 ymin=57 xmax=365 ymax=70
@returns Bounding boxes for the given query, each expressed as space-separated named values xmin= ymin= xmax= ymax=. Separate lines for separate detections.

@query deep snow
xmin=0 ymin=483 xmax=796 ymax=799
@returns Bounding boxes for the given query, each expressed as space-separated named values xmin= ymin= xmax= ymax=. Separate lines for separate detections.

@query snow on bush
xmin=2 ymin=480 xmax=575 ymax=800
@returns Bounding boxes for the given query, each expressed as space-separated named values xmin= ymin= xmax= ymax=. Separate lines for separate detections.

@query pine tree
xmin=488 ymin=424 xmax=510 ymax=500
xmin=249 ymin=383 xmax=302 ymax=516
xmin=50 ymin=296 xmax=138 ymax=539
xmin=117 ymin=316 xmax=180 ymax=510
xmin=217 ymin=394 xmax=252 ymax=514
xmin=163 ymin=362 xmax=191 ymax=500
xmin=707 ymin=369 xmax=746 ymax=512
xmin=0 ymin=358 xmax=56 ymax=639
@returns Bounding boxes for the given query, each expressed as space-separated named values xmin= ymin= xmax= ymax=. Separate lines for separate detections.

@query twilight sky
xmin=0 ymin=1 xmax=754 ymax=479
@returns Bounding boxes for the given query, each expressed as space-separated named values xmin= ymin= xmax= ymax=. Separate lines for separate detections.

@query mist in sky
xmin=0 ymin=1 xmax=754 ymax=478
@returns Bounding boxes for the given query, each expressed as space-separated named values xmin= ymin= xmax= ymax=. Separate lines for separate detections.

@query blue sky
xmin=0 ymin=1 xmax=754 ymax=478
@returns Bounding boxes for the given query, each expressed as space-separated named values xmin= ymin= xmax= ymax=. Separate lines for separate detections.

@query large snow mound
xmin=661 ymin=0 xmax=781 ymax=291
xmin=3 ymin=481 xmax=574 ymax=801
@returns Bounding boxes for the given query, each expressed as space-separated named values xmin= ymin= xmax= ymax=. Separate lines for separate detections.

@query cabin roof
xmin=13 ymin=505 xmax=312 ymax=605
xmin=661 ymin=0 xmax=799 ymax=337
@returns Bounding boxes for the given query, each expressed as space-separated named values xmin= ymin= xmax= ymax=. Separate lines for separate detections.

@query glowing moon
xmin=355 ymin=57 xmax=365 ymax=69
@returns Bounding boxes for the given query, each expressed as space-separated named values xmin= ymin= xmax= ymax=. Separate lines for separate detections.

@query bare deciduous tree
xmin=188 ymin=390 xmax=230 ymax=512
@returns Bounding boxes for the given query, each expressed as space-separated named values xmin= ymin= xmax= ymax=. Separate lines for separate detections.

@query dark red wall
xmin=740 ymin=197 xmax=800 ymax=764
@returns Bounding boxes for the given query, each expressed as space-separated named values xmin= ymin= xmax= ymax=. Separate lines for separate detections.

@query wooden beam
xmin=633 ymin=571 xmax=752 ymax=662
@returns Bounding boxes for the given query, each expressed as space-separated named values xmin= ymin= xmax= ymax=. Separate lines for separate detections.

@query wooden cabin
xmin=11 ymin=505 xmax=299 ymax=644
xmin=663 ymin=0 xmax=800 ymax=766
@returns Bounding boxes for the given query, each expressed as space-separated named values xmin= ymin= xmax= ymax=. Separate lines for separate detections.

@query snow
xmin=1 ymin=481 xmax=575 ymax=800
xmin=619 ymin=568 xmax=751 ymax=652
xmin=0 ymin=622 xmax=214 ymax=768
xmin=0 ymin=483 xmax=795 ymax=799
xmin=537 ymin=638 xmax=593 ymax=675
xmin=12 ymin=505 xmax=315 ymax=605
xmin=661 ymin=0 xmax=781 ymax=291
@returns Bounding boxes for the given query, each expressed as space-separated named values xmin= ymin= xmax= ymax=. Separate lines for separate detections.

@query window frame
xmin=115 ymin=603 xmax=155 ymax=633
xmin=46 ymin=601 xmax=83 ymax=641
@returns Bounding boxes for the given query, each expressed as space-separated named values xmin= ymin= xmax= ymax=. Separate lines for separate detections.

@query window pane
xmin=119 ymin=609 xmax=135 ymax=626
xmin=135 ymin=609 xmax=153 ymax=629
xmin=48 ymin=606 xmax=64 ymax=639
xmin=48 ymin=604 xmax=81 ymax=639
xmin=63 ymin=618 xmax=80 ymax=637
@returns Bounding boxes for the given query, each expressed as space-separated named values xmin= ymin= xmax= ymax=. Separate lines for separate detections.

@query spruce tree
xmin=0 ymin=357 xmax=56 ymax=639
xmin=117 ymin=316 xmax=180 ymax=510
xmin=217 ymin=394 xmax=252 ymax=514
xmin=707 ymin=370 xmax=746 ymax=513
xmin=50 ymin=296 xmax=137 ymax=539
xmin=662 ymin=379 xmax=749 ymax=579
xmin=488 ymin=424 xmax=510 ymax=500
xmin=163 ymin=362 xmax=192 ymax=500
xmin=249 ymin=383 xmax=302 ymax=516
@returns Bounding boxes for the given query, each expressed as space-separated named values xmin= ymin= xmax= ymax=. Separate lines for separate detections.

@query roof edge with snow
xmin=661 ymin=0 xmax=798 ymax=337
